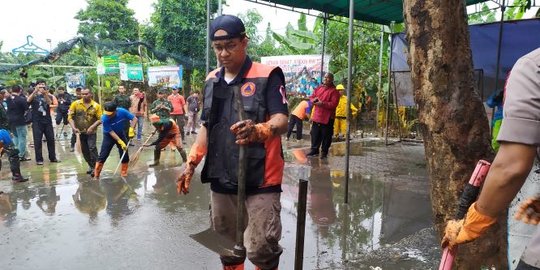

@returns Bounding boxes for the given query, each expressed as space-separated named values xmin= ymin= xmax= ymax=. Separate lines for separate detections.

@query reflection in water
xmin=72 ymin=180 xmax=106 ymax=222
xmin=101 ymin=178 xmax=139 ymax=226
xmin=36 ymin=186 xmax=60 ymax=215
xmin=281 ymin=156 xmax=432 ymax=269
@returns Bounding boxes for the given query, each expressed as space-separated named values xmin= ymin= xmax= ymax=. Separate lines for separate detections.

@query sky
xmin=0 ymin=0 xmax=313 ymax=53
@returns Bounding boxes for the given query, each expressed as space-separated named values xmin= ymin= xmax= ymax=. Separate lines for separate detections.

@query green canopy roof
xmin=262 ymin=0 xmax=489 ymax=25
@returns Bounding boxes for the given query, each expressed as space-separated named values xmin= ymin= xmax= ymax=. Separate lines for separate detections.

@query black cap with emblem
xmin=210 ymin=15 xmax=246 ymax=41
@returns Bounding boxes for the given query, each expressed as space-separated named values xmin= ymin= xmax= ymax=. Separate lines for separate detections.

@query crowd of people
xmin=0 ymin=82 xmax=201 ymax=182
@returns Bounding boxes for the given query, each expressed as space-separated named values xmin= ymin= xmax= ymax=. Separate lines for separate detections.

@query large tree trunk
xmin=403 ymin=0 xmax=507 ymax=268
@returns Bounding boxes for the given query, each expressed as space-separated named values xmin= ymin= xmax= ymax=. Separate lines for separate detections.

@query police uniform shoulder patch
xmin=241 ymin=82 xmax=256 ymax=97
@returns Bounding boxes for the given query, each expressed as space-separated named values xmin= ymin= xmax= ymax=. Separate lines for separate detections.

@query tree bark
xmin=403 ymin=0 xmax=507 ymax=268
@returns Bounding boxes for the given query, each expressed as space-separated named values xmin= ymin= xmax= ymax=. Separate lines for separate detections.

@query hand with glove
xmin=117 ymin=139 xmax=128 ymax=150
xmin=177 ymin=141 xmax=207 ymax=195
xmin=515 ymin=197 xmax=540 ymax=225
xmin=230 ymin=119 xmax=273 ymax=145
xmin=441 ymin=202 xmax=497 ymax=250
xmin=128 ymin=127 xmax=135 ymax=139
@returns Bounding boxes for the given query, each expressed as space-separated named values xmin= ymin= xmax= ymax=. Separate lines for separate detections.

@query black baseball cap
xmin=210 ymin=15 xmax=246 ymax=41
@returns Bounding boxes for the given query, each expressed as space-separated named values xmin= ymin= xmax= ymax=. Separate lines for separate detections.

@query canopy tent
xmin=253 ymin=0 xmax=489 ymax=25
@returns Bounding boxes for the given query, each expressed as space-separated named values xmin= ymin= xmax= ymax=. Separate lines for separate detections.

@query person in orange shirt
xmin=167 ymin=87 xmax=187 ymax=142
xmin=286 ymin=99 xmax=312 ymax=141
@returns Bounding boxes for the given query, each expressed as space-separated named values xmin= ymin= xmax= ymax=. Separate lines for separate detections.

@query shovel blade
xmin=190 ymin=228 xmax=237 ymax=257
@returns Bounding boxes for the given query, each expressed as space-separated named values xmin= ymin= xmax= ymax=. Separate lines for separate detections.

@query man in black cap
xmin=176 ymin=14 xmax=288 ymax=270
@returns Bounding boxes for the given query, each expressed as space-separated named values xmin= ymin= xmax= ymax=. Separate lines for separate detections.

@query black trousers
xmin=1 ymin=144 xmax=22 ymax=177
xmin=55 ymin=111 xmax=69 ymax=125
xmin=98 ymin=133 xmax=129 ymax=164
xmin=310 ymin=119 xmax=333 ymax=154
xmin=32 ymin=121 xmax=57 ymax=162
xmin=321 ymin=118 xmax=335 ymax=155
xmin=287 ymin=115 xmax=303 ymax=140
xmin=516 ymin=260 xmax=540 ymax=270
xmin=80 ymin=133 xmax=98 ymax=169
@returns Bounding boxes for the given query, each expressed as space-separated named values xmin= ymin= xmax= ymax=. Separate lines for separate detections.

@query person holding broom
xmin=68 ymin=88 xmax=102 ymax=177
xmin=145 ymin=114 xmax=187 ymax=167
xmin=93 ymin=102 xmax=137 ymax=179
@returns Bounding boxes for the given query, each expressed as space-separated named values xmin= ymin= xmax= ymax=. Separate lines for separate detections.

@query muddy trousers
xmin=80 ymin=133 xmax=98 ymax=169
xmin=0 ymin=144 xmax=23 ymax=178
xmin=286 ymin=115 xmax=303 ymax=140
xmin=211 ymin=192 xmax=282 ymax=270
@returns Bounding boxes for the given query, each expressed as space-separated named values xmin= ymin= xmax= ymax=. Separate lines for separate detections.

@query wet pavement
xmin=0 ymin=130 xmax=439 ymax=269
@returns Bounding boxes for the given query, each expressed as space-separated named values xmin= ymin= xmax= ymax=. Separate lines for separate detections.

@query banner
xmin=261 ymin=55 xmax=330 ymax=96
xmin=147 ymin=66 xmax=183 ymax=88
xmin=119 ymin=63 xmax=143 ymax=82
xmin=65 ymin=72 xmax=85 ymax=93
xmin=97 ymin=55 xmax=120 ymax=75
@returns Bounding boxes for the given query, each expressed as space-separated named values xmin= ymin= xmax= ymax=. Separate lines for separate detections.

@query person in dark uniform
xmin=0 ymin=129 xmax=28 ymax=182
xmin=176 ymin=15 xmax=288 ymax=270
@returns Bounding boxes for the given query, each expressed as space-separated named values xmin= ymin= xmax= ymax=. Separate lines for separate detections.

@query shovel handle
xmin=233 ymin=85 xmax=247 ymax=256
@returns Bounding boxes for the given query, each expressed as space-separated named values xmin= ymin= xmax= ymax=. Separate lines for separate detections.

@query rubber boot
xmin=178 ymin=148 xmax=187 ymax=163
xmin=121 ymin=163 xmax=129 ymax=177
xmin=94 ymin=162 xmax=104 ymax=180
xmin=149 ymin=149 xmax=161 ymax=167
xmin=223 ymin=264 xmax=244 ymax=270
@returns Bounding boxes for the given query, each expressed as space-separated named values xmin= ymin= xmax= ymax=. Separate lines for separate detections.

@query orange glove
xmin=441 ymin=202 xmax=497 ymax=250
xmin=177 ymin=142 xmax=207 ymax=194
xmin=230 ymin=120 xmax=273 ymax=145
xmin=514 ymin=197 xmax=540 ymax=225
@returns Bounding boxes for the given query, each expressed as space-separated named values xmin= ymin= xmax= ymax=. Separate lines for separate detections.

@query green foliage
xmin=468 ymin=0 xmax=535 ymax=24
xmin=119 ymin=53 xmax=141 ymax=64
xmin=272 ymin=14 xmax=320 ymax=55
xmin=236 ymin=9 xmax=285 ymax=61
xmin=76 ymin=0 xmax=139 ymax=42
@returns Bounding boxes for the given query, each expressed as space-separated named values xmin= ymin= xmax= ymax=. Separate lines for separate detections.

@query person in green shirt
xmin=150 ymin=89 xmax=172 ymax=120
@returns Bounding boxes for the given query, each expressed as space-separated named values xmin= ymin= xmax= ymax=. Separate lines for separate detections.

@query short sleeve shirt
xmin=497 ymin=48 xmax=540 ymax=145
xmin=0 ymin=129 xmax=12 ymax=145
xmin=101 ymin=108 xmax=134 ymax=134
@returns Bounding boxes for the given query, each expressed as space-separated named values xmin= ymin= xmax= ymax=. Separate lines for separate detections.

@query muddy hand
xmin=441 ymin=202 xmax=496 ymax=249
xmin=177 ymin=163 xmax=195 ymax=194
xmin=515 ymin=197 xmax=540 ymax=225
xmin=230 ymin=120 xmax=272 ymax=145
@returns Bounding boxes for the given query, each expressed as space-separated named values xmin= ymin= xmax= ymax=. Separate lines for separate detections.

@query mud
xmin=1 ymin=133 xmax=438 ymax=269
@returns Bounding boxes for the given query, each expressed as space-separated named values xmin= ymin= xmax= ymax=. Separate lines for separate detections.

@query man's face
xmin=157 ymin=93 xmax=165 ymax=99
xmin=58 ymin=89 xmax=64 ymax=95
xmin=323 ymin=74 xmax=333 ymax=86
xmin=76 ymin=90 xmax=82 ymax=99
xmin=132 ymin=88 xmax=140 ymax=95
xmin=212 ymin=33 xmax=247 ymax=70
xmin=119 ymin=86 xmax=126 ymax=93
xmin=81 ymin=89 xmax=92 ymax=102
xmin=172 ymin=89 xmax=179 ymax=94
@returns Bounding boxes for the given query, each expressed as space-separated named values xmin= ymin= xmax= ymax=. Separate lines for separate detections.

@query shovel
xmin=114 ymin=138 xmax=132 ymax=176
xmin=190 ymin=85 xmax=247 ymax=258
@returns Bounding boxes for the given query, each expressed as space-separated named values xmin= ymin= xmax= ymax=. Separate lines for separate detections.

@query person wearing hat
xmin=333 ymin=84 xmax=357 ymax=140
xmin=68 ymin=88 xmax=102 ymax=176
xmin=150 ymin=89 xmax=173 ymax=122
xmin=144 ymin=114 xmax=187 ymax=166
xmin=94 ymin=101 xmax=137 ymax=179
xmin=176 ymin=14 xmax=289 ymax=270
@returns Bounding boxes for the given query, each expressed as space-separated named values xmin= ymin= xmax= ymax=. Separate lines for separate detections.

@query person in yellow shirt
xmin=333 ymin=84 xmax=357 ymax=139
xmin=68 ymin=88 xmax=102 ymax=176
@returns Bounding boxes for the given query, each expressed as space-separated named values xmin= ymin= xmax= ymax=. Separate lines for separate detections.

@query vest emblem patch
xmin=241 ymin=82 xmax=256 ymax=97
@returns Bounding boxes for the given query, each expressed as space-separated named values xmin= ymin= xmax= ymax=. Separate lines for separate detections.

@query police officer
xmin=442 ymin=48 xmax=540 ymax=269
xmin=176 ymin=15 xmax=288 ymax=270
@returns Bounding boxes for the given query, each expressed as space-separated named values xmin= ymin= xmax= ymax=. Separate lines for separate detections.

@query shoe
xmin=191 ymin=131 xmax=197 ymax=135
xmin=320 ymin=153 xmax=328 ymax=159
xmin=12 ymin=176 xmax=29 ymax=183
xmin=20 ymin=157 xmax=31 ymax=162
xmin=70 ymin=148 xmax=75 ymax=152
xmin=306 ymin=151 xmax=319 ymax=157
xmin=36 ymin=161 xmax=44 ymax=165
xmin=129 ymin=143 xmax=135 ymax=146
xmin=86 ymin=168 xmax=93 ymax=174
xmin=286 ymin=137 xmax=290 ymax=141
xmin=50 ymin=160 xmax=61 ymax=163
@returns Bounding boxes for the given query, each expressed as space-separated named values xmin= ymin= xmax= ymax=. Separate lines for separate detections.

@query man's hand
xmin=72 ymin=127 xmax=81 ymax=134
xmin=230 ymin=120 xmax=273 ymax=145
xmin=515 ymin=197 xmax=540 ymax=225
xmin=177 ymin=162 xmax=195 ymax=194
xmin=86 ymin=126 xmax=95 ymax=134
xmin=441 ymin=202 xmax=496 ymax=250
xmin=117 ymin=139 xmax=127 ymax=150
